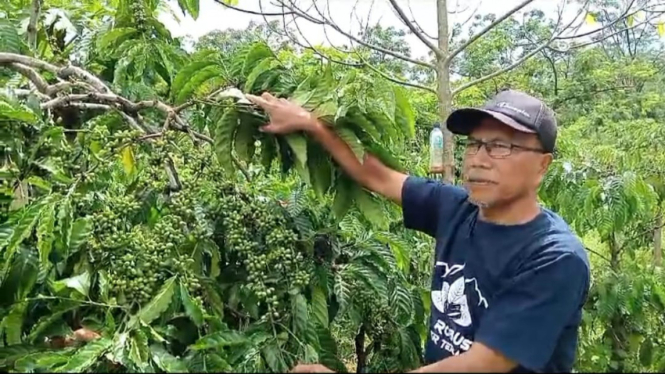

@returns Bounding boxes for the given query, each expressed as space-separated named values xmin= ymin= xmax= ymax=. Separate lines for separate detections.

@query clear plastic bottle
xmin=429 ymin=123 xmax=444 ymax=174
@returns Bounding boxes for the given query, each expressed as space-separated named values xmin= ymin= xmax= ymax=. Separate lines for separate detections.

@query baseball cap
xmin=446 ymin=89 xmax=557 ymax=153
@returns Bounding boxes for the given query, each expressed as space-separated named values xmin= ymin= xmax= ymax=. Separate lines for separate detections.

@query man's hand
xmin=290 ymin=363 xmax=335 ymax=373
xmin=246 ymin=92 xmax=318 ymax=134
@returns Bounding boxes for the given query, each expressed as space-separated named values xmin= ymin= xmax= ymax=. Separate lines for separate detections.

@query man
xmin=247 ymin=89 xmax=590 ymax=373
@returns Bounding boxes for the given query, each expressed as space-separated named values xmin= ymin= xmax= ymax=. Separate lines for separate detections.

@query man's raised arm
xmin=246 ymin=92 xmax=407 ymax=204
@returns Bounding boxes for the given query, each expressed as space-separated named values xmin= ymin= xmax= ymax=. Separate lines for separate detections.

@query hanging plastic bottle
xmin=429 ymin=123 xmax=444 ymax=174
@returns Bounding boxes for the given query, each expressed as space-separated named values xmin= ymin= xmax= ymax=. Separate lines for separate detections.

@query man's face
xmin=462 ymin=117 xmax=552 ymax=208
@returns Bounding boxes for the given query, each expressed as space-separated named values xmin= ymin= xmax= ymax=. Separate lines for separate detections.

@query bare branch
xmin=557 ymin=0 xmax=636 ymax=40
xmin=230 ymin=0 xmax=435 ymax=69
xmin=452 ymin=40 xmax=549 ymax=96
xmin=0 ymin=53 xmax=59 ymax=73
xmin=387 ymin=0 xmax=442 ymax=57
xmin=211 ymin=0 xmax=294 ymax=16
xmin=357 ymin=54 xmax=437 ymax=94
xmin=0 ymin=52 xmax=251 ymax=183
xmin=549 ymin=10 xmax=664 ymax=53
xmin=9 ymin=88 xmax=50 ymax=100
xmin=58 ymin=65 xmax=110 ymax=93
xmin=451 ymin=1 xmax=665 ymax=96
xmin=8 ymin=63 xmax=50 ymax=93
xmin=407 ymin=0 xmax=437 ymax=40
xmin=446 ymin=0 xmax=536 ymax=64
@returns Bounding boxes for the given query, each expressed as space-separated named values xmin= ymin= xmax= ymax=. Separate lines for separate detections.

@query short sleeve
xmin=400 ymin=176 xmax=468 ymax=237
xmin=474 ymin=251 xmax=589 ymax=371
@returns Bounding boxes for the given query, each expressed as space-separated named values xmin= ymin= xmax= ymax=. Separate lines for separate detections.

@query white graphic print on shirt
xmin=429 ymin=261 xmax=489 ymax=356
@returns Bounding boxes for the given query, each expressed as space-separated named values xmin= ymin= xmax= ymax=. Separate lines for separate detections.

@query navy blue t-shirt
xmin=402 ymin=176 xmax=590 ymax=373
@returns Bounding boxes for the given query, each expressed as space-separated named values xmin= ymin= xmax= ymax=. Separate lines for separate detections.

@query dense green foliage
xmin=1 ymin=0 xmax=665 ymax=373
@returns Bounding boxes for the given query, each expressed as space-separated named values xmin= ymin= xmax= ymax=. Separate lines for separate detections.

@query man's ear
xmin=539 ymin=153 xmax=553 ymax=175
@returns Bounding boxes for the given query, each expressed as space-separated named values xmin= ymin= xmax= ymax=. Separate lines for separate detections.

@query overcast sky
xmin=158 ymin=0 xmax=577 ymax=58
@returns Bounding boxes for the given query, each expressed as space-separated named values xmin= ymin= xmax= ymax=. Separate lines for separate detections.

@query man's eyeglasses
xmin=462 ymin=138 xmax=546 ymax=159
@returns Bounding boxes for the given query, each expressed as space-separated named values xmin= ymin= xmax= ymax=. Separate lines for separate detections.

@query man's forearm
xmin=410 ymin=343 xmax=517 ymax=373
xmin=410 ymin=355 xmax=478 ymax=373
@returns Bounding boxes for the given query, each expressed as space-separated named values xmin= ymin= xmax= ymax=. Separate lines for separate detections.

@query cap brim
xmin=446 ymin=108 xmax=536 ymax=135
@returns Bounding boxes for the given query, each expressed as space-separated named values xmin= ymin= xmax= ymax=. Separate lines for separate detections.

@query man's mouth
xmin=465 ymin=177 xmax=496 ymax=185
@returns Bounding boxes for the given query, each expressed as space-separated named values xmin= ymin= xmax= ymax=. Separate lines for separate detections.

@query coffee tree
xmin=0 ymin=0 xmax=432 ymax=371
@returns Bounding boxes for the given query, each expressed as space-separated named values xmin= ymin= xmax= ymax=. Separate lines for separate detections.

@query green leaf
xmin=315 ymin=326 xmax=347 ymax=373
xmin=307 ymin=142 xmax=333 ymax=196
xmin=69 ymin=217 xmax=92 ymax=252
xmin=180 ymin=281 xmax=204 ymax=328
xmin=235 ymin=111 xmax=259 ymax=164
xmin=0 ymin=19 xmax=24 ymax=53
xmin=97 ymin=27 xmax=138 ymax=51
xmin=52 ymin=270 xmax=91 ymax=297
xmin=302 ymin=344 xmax=319 ymax=364
xmin=242 ymin=42 xmax=275 ymax=76
xmin=0 ymin=101 xmax=39 ymax=124
xmin=262 ymin=341 xmax=288 ymax=373
xmin=3 ymin=301 xmax=27 ymax=345
xmin=291 ymin=294 xmax=309 ymax=336
xmin=214 ymin=108 xmax=239 ymax=174
xmin=332 ymin=176 xmax=354 ymax=221
xmin=390 ymin=283 xmax=414 ymax=326
xmin=177 ymin=0 xmax=200 ymax=19
xmin=98 ymin=270 xmax=110 ymax=303
xmin=639 ymin=338 xmax=653 ymax=367
xmin=311 ymin=286 xmax=329 ymax=328
xmin=333 ymin=269 xmax=351 ymax=314
xmin=128 ymin=330 xmax=151 ymax=371
xmin=190 ymin=330 xmax=248 ymax=350
xmin=335 ymin=127 xmax=364 ymax=163
xmin=244 ymin=58 xmax=276 ymax=92
xmin=345 ymin=107 xmax=381 ymax=141
xmin=137 ymin=276 xmax=177 ymax=325
xmin=121 ymin=146 xmax=135 ymax=176
xmin=1 ymin=202 xmax=43 ymax=262
xmin=285 ymin=133 xmax=308 ymax=167
xmin=151 ymin=344 xmax=189 ymax=373
xmin=53 ymin=338 xmax=112 ymax=373
xmin=2 ymin=246 xmax=39 ymax=306
xmin=26 ymin=176 xmax=52 ymax=192
xmin=176 ymin=64 xmax=225 ymax=104
xmin=354 ymin=188 xmax=387 ymax=230
xmin=203 ymin=281 xmax=224 ymax=317
xmin=393 ymin=86 xmax=415 ymax=138
xmin=171 ymin=57 xmax=219 ymax=102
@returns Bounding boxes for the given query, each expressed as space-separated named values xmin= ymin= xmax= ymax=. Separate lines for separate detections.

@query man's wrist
xmin=303 ymin=117 xmax=325 ymax=137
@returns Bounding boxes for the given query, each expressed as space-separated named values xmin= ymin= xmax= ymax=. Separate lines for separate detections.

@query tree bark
xmin=355 ymin=324 xmax=366 ymax=373
xmin=437 ymin=0 xmax=455 ymax=184
xmin=606 ymin=233 xmax=626 ymax=372
xmin=654 ymin=210 xmax=662 ymax=267
xmin=28 ymin=0 xmax=42 ymax=50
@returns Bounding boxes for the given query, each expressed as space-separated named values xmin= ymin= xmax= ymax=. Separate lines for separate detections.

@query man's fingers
xmin=290 ymin=364 xmax=334 ymax=373
xmin=246 ymin=94 xmax=272 ymax=108
xmin=73 ymin=328 xmax=101 ymax=342
xmin=258 ymin=123 xmax=279 ymax=133
xmin=261 ymin=91 xmax=278 ymax=102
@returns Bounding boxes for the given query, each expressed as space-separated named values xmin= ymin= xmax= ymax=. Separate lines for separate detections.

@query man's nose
xmin=466 ymin=147 xmax=493 ymax=168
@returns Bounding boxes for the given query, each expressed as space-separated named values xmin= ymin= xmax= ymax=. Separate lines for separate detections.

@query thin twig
xmin=387 ymin=0 xmax=442 ymax=57
xmin=447 ymin=0 xmax=535 ymax=64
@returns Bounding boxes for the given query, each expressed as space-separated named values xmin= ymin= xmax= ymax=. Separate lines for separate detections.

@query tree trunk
xmin=654 ymin=210 xmax=662 ymax=267
xmin=355 ymin=324 xmax=366 ymax=373
xmin=436 ymin=0 xmax=455 ymax=184
xmin=606 ymin=234 xmax=626 ymax=372
xmin=28 ymin=0 xmax=42 ymax=50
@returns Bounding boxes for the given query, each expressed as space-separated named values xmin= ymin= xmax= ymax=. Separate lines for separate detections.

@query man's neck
xmin=478 ymin=195 xmax=542 ymax=226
